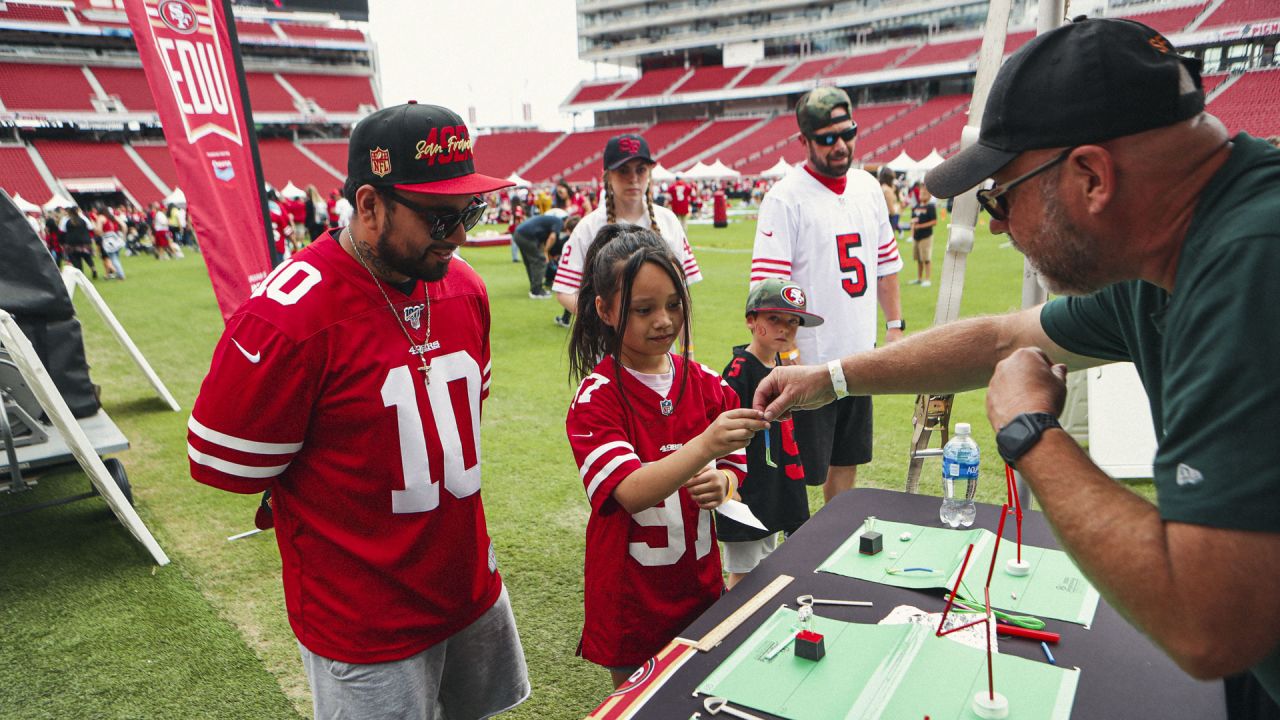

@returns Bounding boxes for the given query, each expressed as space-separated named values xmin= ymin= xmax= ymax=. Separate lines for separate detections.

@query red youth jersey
xmin=566 ymin=354 xmax=746 ymax=667
xmin=188 ymin=233 xmax=499 ymax=664
xmin=669 ymin=180 xmax=693 ymax=216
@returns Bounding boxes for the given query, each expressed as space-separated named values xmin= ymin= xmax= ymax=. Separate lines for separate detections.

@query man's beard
xmin=1015 ymin=184 xmax=1105 ymax=296
xmin=807 ymin=143 xmax=851 ymax=178
xmin=369 ymin=215 xmax=451 ymax=282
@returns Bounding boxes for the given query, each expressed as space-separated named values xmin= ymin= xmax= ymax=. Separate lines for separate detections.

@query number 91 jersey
xmin=188 ymin=234 xmax=498 ymax=665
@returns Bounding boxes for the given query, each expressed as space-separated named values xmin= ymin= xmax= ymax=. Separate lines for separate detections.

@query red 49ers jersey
xmin=566 ymin=354 xmax=746 ymax=667
xmin=188 ymin=233 xmax=499 ymax=664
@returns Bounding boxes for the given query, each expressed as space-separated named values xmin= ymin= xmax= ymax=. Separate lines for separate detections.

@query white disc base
xmin=1005 ymin=559 xmax=1032 ymax=576
xmin=972 ymin=691 xmax=1010 ymax=719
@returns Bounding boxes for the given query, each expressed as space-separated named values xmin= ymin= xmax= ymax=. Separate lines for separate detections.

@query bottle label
xmin=944 ymin=461 xmax=979 ymax=479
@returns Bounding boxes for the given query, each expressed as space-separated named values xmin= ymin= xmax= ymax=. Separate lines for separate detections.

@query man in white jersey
xmin=750 ymin=86 xmax=904 ymax=502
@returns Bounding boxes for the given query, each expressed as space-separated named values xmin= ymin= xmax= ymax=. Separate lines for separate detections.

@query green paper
xmin=817 ymin=520 xmax=1099 ymax=626
xmin=697 ymin=606 xmax=1079 ymax=720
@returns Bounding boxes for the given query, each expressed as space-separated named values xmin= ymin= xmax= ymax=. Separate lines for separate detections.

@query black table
xmin=631 ymin=487 xmax=1225 ymax=719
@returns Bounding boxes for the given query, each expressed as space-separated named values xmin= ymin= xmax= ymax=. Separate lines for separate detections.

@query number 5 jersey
xmin=566 ymin=354 xmax=747 ymax=668
xmin=188 ymin=233 xmax=499 ymax=664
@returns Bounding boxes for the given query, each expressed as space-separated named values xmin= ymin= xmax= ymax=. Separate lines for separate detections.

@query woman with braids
xmin=551 ymin=133 xmax=702 ymax=325
xmin=564 ymin=225 xmax=767 ymax=687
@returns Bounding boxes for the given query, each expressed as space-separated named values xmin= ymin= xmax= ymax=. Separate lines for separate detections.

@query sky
xmin=369 ymin=0 xmax=629 ymax=132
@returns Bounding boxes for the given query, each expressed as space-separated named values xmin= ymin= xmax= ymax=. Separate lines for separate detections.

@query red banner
xmin=125 ymin=0 xmax=274 ymax=320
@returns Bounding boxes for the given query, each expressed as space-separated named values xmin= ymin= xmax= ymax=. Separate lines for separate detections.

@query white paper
xmin=715 ymin=499 xmax=768 ymax=531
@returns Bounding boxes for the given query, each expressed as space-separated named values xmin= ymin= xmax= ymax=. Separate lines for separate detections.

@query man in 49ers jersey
xmin=751 ymin=86 xmax=905 ymax=503
xmin=189 ymin=102 xmax=529 ymax=719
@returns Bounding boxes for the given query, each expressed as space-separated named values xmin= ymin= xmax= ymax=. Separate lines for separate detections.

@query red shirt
xmin=669 ymin=181 xmax=693 ymax=216
xmin=566 ymin=354 xmax=746 ymax=667
xmin=189 ymin=234 xmax=500 ymax=663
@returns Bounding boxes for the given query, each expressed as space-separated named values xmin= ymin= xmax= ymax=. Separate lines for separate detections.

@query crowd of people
xmin=178 ymin=17 xmax=1280 ymax=720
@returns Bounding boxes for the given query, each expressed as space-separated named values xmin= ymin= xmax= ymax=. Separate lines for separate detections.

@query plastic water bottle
xmin=940 ymin=422 xmax=980 ymax=528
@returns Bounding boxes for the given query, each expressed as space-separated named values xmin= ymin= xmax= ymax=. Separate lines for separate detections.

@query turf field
xmin=0 ymin=214 xmax=1152 ymax=718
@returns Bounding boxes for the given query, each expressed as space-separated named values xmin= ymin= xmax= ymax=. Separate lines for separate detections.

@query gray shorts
xmin=300 ymin=586 xmax=530 ymax=720
xmin=721 ymin=533 xmax=781 ymax=574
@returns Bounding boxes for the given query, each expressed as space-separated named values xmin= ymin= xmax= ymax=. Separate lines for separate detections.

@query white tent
xmin=163 ymin=186 xmax=187 ymax=207
xmin=281 ymin=181 xmax=306 ymax=199
xmin=886 ymin=150 xmax=917 ymax=172
xmin=11 ymin=193 xmax=41 ymax=213
xmin=683 ymin=161 xmax=717 ymax=181
xmin=43 ymin=193 xmax=76 ymax=211
xmin=506 ymin=172 xmax=531 ymax=187
xmin=707 ymin=160 xmax=741 ymax=179
xmin=651 ymin=163 xmax=676 ymax=182
xmin=918 ymin=149 xmax=946 ymax=170
xmin=760 ymin=157 xmax=794 ymax=179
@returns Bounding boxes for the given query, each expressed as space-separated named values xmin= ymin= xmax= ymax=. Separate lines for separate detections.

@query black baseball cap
xmin=603 ymin=133 xmax=654 ymax=170
xmin=925 ymin=18 xmax=1205 ymax=198
xmin=347 ymin=101 xmax=513 ymax=196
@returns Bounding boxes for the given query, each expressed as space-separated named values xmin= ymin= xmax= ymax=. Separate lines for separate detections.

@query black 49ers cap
xmin=347 ymin=101 xmax=513 ymax=195
xmin=926 ymin=18 xmax=1205 ymax=198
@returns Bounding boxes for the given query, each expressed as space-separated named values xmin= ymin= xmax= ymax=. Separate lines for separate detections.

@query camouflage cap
xmin=795 ymin=86 xmax=853 ymax=138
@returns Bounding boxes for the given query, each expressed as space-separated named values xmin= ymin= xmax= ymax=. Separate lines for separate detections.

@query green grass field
xmin=0 ymin=215 xmax=1150 ymax=718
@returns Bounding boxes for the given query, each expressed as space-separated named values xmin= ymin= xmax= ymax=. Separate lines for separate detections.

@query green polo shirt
xmin=1041 ymin=133 xmax=1280 ymax=697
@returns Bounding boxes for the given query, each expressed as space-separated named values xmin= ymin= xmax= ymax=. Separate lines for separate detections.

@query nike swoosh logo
xmin=232 ymin=339 xmax=261 ymax=364
xmin=571 ymin=432 xmax=594 ymax=438
xmin=762 ymin=230 xmax=774 ymax=237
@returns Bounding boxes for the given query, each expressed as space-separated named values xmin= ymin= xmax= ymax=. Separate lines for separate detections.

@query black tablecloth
xmin=631 ymin=487 xmax=1225 ymax=719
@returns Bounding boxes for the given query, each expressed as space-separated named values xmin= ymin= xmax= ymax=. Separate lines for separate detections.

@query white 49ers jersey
xmin=566 ymin=354 xmax=745 ymax=667
xmin=188 ymin=233 xmax=500 ymax=664
xmin=751 ymin=166 xmax=902 ymax=363
xmin=552 ymin=203 xmax=701 ymax=296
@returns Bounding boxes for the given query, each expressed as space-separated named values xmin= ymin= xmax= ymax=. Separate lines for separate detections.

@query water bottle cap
xmin=955 ymin=422 xmax=971 ymax=435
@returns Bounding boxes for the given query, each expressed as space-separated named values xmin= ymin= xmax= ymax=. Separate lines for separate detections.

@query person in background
xmin=908 ymin=184 xmax=937 ymax=287
xmin=512 ymin=210 xmax=563 ymax=299
xmin=305 ymin=185 xmax=329 ymax=244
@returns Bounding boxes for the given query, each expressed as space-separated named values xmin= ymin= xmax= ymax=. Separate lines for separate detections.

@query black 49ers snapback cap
xmin=347 ymin=101 xmax=513 ymax=195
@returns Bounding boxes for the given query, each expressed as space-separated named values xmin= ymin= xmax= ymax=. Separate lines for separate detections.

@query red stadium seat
xmin=34 ymin=141 xmax=167 ymax=207
xmin=0 ymin=145 xmax=55 ymax=204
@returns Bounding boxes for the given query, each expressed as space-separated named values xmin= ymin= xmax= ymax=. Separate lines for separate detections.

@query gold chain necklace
xmin=345 ymin=228 xmax=432 ymax=382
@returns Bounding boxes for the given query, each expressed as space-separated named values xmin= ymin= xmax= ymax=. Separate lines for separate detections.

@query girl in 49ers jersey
xmin=565 ymin=225 xmax=767 ymax=687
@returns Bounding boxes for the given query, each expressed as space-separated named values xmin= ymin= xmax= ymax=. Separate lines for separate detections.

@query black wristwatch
xmin=996 ymin=412 xmax=1062 ymax=466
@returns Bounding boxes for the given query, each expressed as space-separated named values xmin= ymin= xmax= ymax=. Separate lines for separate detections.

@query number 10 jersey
xmin=189 ymin=233 xmax=499 ymax=664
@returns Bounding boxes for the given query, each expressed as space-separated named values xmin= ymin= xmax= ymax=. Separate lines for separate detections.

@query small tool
xmin=796 ymin=594 xmax=873 ymax=608
xmin=761 ymin=632 xmax=797 ymax=661
xmin=704 ymin=696 xmax=766 ymax=720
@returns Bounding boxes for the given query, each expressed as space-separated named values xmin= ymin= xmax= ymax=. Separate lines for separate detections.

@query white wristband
xmin=827 ymin=359 xmax=849 ymax=399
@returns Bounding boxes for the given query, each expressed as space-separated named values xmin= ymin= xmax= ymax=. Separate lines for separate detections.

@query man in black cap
xmin=189 ymin=101 xmax=529 ymax=718
xmin=752 ymin=18 xmax=1280 ymax=710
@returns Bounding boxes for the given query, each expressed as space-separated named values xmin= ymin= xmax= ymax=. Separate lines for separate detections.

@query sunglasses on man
xmin=809 ymin=124 xmax=858 ymax=146
xmin=381 ymin=192 xmax=488 ymax=241
xmin=976 ymin=148 xmax=1074 ymax=222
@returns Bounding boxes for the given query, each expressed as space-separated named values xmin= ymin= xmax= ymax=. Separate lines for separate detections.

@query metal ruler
xmin=692 ymin=574 xmax=794 ymax=652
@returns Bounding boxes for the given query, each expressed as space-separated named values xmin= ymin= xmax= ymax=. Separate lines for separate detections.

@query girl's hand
xmin=698 ymin=408 xmax=768 ymax=458
xmin=685 ymin=467 xmax=727 ymax=509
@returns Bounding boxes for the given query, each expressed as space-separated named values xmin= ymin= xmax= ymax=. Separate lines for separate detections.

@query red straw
xmin=985 ymin=587 xmax=995 ymax=700
xmin=936 ymin=544 xmax=975 ymax=637
xmin=1005 ymin=464 xmax=1024 ymax=563
xmin=985 ymin=505 xmax=1008 ymax=588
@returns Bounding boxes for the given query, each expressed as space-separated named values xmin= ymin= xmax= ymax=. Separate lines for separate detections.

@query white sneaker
xmin=920 ymin=280 xmax=931 ymax=287
xmin=529 ymin=291 xmax=552 ymax=299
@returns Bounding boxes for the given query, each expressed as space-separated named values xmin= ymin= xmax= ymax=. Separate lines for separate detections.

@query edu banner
xmin=125 ymin=0 xmax=275 ymax=320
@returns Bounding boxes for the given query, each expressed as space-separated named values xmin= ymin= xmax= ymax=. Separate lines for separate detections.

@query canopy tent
xmin=706 ymin=160 xmax=741 ymax=178
xmin=506 ymin=172 xmax=531 ymax=187
xmin=682 ymin=161 xmax=717 ymax=181
xmin=650 ymin=164 xmax=676 ymax=182
xmin=163 ymin=187 xmax=187 ymax=207
xmin=11 ymin=193 xmax=41 ymax=213
xmin=43 ymin=194 xmax=76 ymax=211
xmin=280 ymin=182 xmax=306 ymax=199
xmin=760 ymin=157 xmax=795 ymax=179
xmin=918 ymin=149 xmax=947 ymax=170
xmin=886 ymin=150 xmax=917 ymax=172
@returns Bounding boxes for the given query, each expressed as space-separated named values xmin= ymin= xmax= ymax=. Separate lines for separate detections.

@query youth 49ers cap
xmin=348 ymin=101 xmax=513 ymax=195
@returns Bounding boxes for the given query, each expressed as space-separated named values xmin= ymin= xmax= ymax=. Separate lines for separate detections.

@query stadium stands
xmin=469 ymin=131 xmax=562 ymax=179
xmin=281 ymin=73 xmax=377 ymax=114
xmin=637 ymin=119 xmax=705 ymax=155
xmin=235 ymin=20 xmax=279 ymax=43
xmin=1207 ymin=68 xmax=1280 ymax=137
xmin=279 ymin=23 xmax=366 ymax=43
xmin=1198 ymin=0 xmax=1280 ymax=29
xmin=521 ymin=126 xmax=639 ymax=183
xmin=617 ymin=67 xmax=689 ymax=99
xmin=245 ymin=73 xmax=298 ymax=114
xmin=730 ymin=64 xmax=788 ymax=88
xmin=776 ymin=56 xmax=840 ymax=83
xmin=858 ymin=96 xmax=968 ymax=162
xmin=567 ymin=81 xmax=626 ymax=105
xmin=0 ymin=145 xmax=53 ymax=203
xmin=898 ymin=110 xmax=969 ymax=159
xmin=671 ymin=66 xmax=742 ymax=94
xmin=0 ymin=63 xmax=97 ymax=111
xmin=729 ymin=117 xmax=807 ymax=175
xmin=255 ymin=139 xmax=343 ymax=192
xmin=34 ymin=140 xmax=165 ymax=207
xmin=897 ymin=37 xmax=982 ymax=68
xmin=1115 ymin=2 xmax=1207 ymax=34
xmin=130 ymin=145 xmax=178 ymax=196
xmin=661 ymin=118 xmax=760 ymax=170
xmin=0 ymin=3 xmax=68 ymax=24
xmin=823 ymin=47 xmax=914 ymax=79
xmin=91 ymin=67 xmax=155 ymax=112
